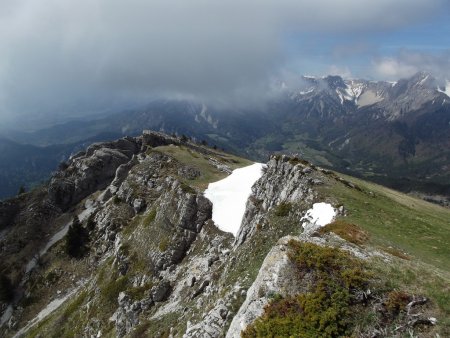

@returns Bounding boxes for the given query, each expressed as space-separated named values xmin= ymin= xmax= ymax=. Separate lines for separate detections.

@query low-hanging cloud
xmin=373 ymin=50 xmax=450 ymax=81
xmin=0 ymin=0 xmax=447 ymax=124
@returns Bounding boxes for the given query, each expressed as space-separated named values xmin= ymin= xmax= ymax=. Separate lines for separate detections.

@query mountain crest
xmin=1 ymin=132 xmax=448 ymax=337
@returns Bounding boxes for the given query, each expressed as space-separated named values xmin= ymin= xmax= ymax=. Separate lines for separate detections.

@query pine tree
xmin=0 ymin=273 xmax=13 ymax=302
xmin=65 ymin=216 xmax=86 ymax=258
xmin=18 ymin=186 xmax=26 ymax=195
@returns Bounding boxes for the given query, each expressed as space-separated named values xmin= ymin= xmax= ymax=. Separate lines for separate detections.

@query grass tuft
xmin=273 ymin=202 xmax=292 ymax=217
xmin=319 ymin=220 xmax=369 ymax=245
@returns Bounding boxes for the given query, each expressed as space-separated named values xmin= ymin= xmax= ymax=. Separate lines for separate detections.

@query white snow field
xmin=205 ymin=163 xmax=264 ymax=236
xmin=301 ymin=202 xmax=336 ymax=231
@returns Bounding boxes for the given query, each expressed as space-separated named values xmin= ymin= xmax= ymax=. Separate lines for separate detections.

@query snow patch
xmin=299 ymin=88 xmax=315 ymax=95
xmin=437 ymin=80 xmax=450 ymax=98
xmin=204 ymin=163 xmax=264 ymax=236
xmin=336 ymin=90 xmax=344 ymax=104
xmin=419 ymin=74 xmax=430 ymax=85
xmin=301 ymin=202 xmax=336 ymax=232
xmin=344 ymin=80 xmax=365 ymax=102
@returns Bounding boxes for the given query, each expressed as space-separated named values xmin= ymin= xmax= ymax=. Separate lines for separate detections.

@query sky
xmin=0 ymin=0 xmax=449 ymax=128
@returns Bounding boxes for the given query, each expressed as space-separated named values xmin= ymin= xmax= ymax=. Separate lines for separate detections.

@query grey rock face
xmin=141 ymin=130 xmax=180 ymax=149
xmin=111 ymin=155 xmax=140 ymax=189
xmin=48 ymin=131 xmax=183 ymax=211
xmin=184 ymin=300 xmax=229 ymax=338
xmin=115 ymin=292 xmax=145 ymax=337
xmin=226 ymin=237 xmax=303 ymax=338
xmin=153 ymin=189 xmax=212 ymax=270
xmin=48 ymin=138 xmax=141 ymax=210
xmin=132 ymin=198 xmax=146 ymax=213
xmin=151 ymin=280 xmax=171 ymax=302
xmin=235 ymin=155 xmax=317 ymax=246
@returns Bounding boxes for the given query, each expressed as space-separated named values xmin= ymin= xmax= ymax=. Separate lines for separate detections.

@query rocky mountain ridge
xmin=290 ymin=72 xmax=447 ymax=118
xmin=1 ymin=72 xmax=449 ymax=202
xmin=1 ymin=131 xmax=449 ymax=337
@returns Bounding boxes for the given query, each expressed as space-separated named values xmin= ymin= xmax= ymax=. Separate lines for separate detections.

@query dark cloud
xmin=0 ymin=0 xmax=447 ymax=126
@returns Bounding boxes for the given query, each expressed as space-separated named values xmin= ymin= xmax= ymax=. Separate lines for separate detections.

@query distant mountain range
xmin=1 ymin=72 xmax=449 ymax=201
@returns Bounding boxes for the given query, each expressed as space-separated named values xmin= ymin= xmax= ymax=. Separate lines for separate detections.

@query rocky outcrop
xmin=184 ymin=299 xmax=230 ymax=338
xmin=48 ymin=137 xmax=141 ymax=210
xmin=235 ymin=156 xmax=317 ymax=246
xmin=115 ymin=292 xmax=148 ymax=337
xmin=48 ymin=132 xmax=182 ymax=211
xmin=152 ymin=186 xmax=212 ymax=270
xmin=141 ymin=130 xmax=180 ymax=149
xmin=226 ymin=236 xmax=305 ymax=337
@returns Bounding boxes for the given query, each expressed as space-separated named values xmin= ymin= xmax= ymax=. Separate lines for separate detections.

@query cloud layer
xmin=0 ymin=0 xmax=447 ymax=124
xmin=373 ymin=50 xmax=450 ymax=81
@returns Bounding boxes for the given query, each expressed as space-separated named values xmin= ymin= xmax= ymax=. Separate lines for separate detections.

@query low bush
xmin=242 ymin=241 xmax=370 ymax=338
xmin=319 ymin=220 xmax=369 ymax=245
xmin=0 ymin=273 xmax=14 ymax=302
xmin=273 ymin=202 xmax=292 ymax=217
xmin=100 ymin=275 xmax=128 ymax=308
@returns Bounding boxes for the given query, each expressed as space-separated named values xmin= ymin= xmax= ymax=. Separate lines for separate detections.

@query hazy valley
xmin=1 ymin=72 xmax=449 ymax=206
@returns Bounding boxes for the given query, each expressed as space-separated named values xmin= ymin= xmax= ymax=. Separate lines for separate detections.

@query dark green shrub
xmin=113 ymin=195 xmax=121 ymax=204
xmin=242 ymin=241 xmax=370 ymax=338
xmin=100 ymin=276 xmax=128 ymax=308
xmin=180 ymin=182 xmax=196 ymax=194
xmin=159 ymin=237 xmax=170 ymax=252
xmin=0 ymin=273 xmax=14 ymax=302
xmin=86 ymin=212 xmax=97 ymax=231
xmin=274 ymin=202 xmax=292 ymax=217
xmin=65 ymin=216 xmax=88 ymax=258
xmin=17 ymin=185 xmax=26 ymax=195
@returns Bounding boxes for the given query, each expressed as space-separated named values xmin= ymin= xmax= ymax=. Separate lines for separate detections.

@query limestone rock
xmin=226 ymin=236 xmax=307 ymax=338
xmin=235 ymin=155 xmax=317 ymax=246
xmin=48 ymin=138 xmax=141 ymax=210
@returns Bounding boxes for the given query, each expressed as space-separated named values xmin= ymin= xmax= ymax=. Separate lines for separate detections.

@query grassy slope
xmin=319 ymin=173 xmax=450 ymax=272
xmin=153 ymin=144 xmax=253 ymax=191
xmin=318 ymin=171 xmax=450 ymax=334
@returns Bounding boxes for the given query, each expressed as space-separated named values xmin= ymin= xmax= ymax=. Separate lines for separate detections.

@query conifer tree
xmin=0 ymin=273 xmax=13 ymax=302
xmin=65 ymin=216 xmax=86 ymax=257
